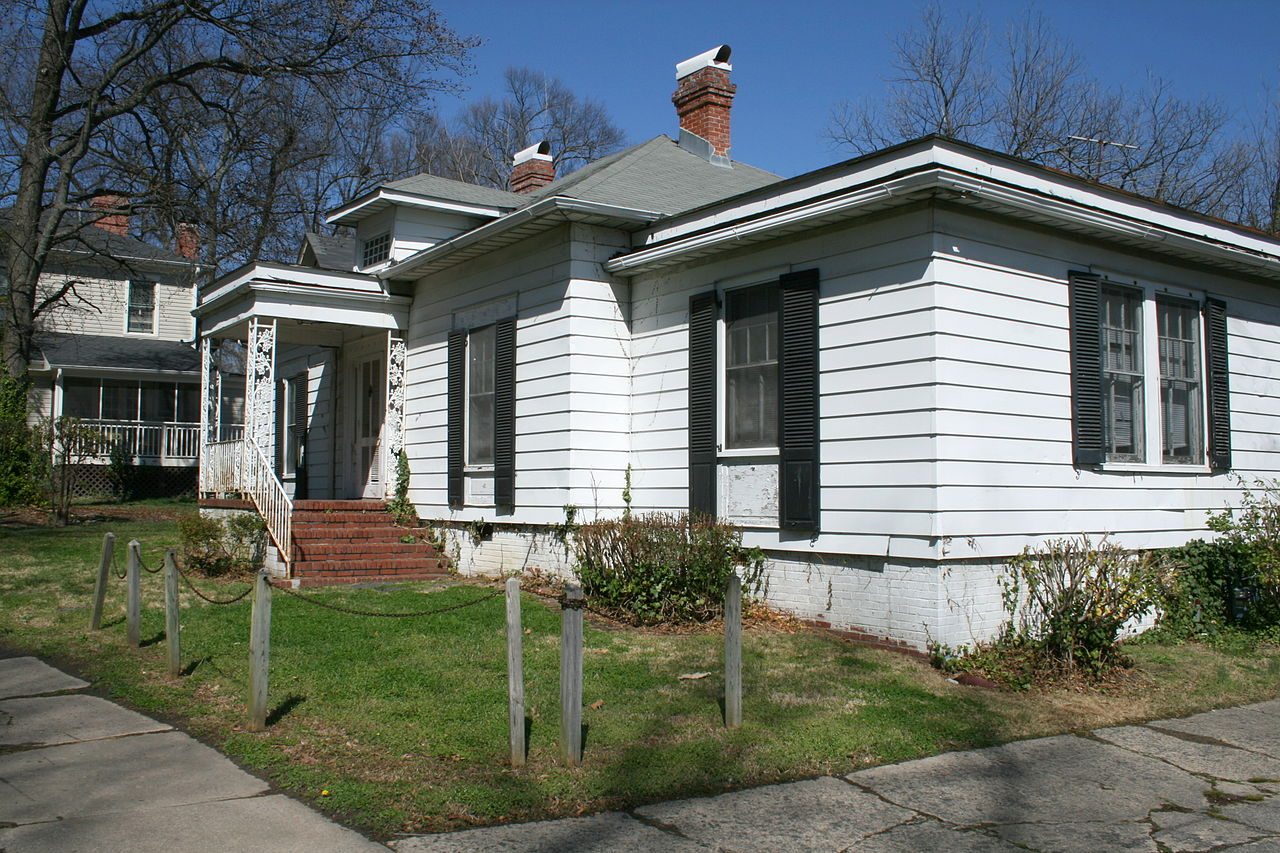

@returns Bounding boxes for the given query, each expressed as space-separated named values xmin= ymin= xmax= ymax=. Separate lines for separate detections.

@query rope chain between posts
xmin=273 ymin=583 xmax=504 ymax=619
xmin=111 ymin=549 xmax=126 ymax=580
xmin=138 ymin=550 xmax=165 ymax=574
xmin=172 ymin=557 xmax=254 ymax=606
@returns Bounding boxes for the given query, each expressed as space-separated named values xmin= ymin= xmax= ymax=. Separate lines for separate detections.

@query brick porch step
xmin=293 ymin=511 xmax=403 ymax=525
xmin=291 ymin=524 xmax=414 ymax=540
xmin=287 ymin=571 xmax=448 ymax=588
xmin=291 ymin=556 xmax=446 ymax=574
xmin=294 ymin=541 xmax=436 ymax=559
xmin=293 ymin=500 xmax=388 ymax=512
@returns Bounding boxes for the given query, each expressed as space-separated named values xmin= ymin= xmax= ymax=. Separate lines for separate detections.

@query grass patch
xmin=3 ymin=507 xmax=1280 ymax=838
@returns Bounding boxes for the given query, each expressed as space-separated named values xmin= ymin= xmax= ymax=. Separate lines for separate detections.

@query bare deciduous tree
xmin=828 ymin=5 xmax=1267 ymax=228
xmin=0 ymin=0 xmax=474 ymax=379
xmin=389 ymin=67 xmax=627 ymax=190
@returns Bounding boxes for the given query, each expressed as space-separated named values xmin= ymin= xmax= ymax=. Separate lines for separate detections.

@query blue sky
xmin=431 ymin=1 xmax=1280 ymax=178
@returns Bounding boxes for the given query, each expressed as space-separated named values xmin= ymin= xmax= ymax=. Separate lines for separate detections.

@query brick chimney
xmin=91 ymin=193 xmax=130 ymax=237
xmin=176 ymin=222 xmax=200 ymax=260
xmin=673 ymin=45 xmax=736 ymax=159
xmin=509 ymin=141 xmax=555 ymax=194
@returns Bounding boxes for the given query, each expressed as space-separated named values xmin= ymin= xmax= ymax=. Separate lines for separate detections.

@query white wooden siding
xmin=930 ymin=206 xmax=1280 ymax=559
xmin=36 ymin=271 xmax=194 ymax=341
xmin=628 ymin=208 xmax=940 ymax=560
xmin=404 ymin=224 xmax=632 ymax=526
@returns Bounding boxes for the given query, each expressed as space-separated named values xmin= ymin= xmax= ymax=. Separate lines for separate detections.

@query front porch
xmin=194 ymin=262 xmax=422 ymax=580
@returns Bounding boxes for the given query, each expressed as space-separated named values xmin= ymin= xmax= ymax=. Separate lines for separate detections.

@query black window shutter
xmin=1206 ymin=297 xmax=1231 ymax=470
xmin=275 ymin=379 xmax=285 ymax=475
xmin=779 ymin=269 xmax=821 ymax=531
xmin=1068 ymin=271 xmax=1105 ymax=466
xmin=688 ymin=291 xmax=718 ymax=519
xmin=293 ymin=372 xmax=309 ymax=500
xmin=446 ymin=329 xmax=466 ymax=509
xmin=494 ymin=316 xmax=517 ymax=509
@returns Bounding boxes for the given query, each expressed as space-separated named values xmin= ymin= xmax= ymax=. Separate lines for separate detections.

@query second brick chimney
xmin=672 ymin=45 xmax=736 ymax=160
xmin=91 ymin=193 xmax=131 ymax=237
xmin=509 ymin=141 xmax=555 ymax=194
xmin=176 ymin=222 xmax=200 ymax=261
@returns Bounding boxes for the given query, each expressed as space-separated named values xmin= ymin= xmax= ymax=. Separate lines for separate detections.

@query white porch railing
xmin=78 ymin=420 xmax=201 ymax=466
xmin=201 ymin=439 xmax=245 ymax=494
xmin=199 ymin=438 xmax=292 ymax=567
xmin=243 ymin=441 xmax=293 ymax=566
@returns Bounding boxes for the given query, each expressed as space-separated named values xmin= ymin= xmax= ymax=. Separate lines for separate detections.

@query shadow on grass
xmin=99 ymin=616 xmax=124 ymax=629
xmin=266 ymin=693 xmax=306 ymax=726
xmin=180 ymin=656 xmax=210 ymax=677
xmin=140 ymin=631 xmax=165 ymax=648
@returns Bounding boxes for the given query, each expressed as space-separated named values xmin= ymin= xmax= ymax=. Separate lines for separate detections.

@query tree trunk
xmin=4 ymin=0 xmax=73 ymax=381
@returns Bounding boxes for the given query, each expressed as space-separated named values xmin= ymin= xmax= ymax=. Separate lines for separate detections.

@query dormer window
xmin=362 ymin=232 xmax=391 ymax=268
xmin=126 ymin=281 xmax=156 ymax=333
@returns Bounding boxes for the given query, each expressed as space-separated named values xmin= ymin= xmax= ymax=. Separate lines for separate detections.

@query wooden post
xmin=725 ymin=574 xmax=742 ymax=728
xmin=126 ymin=539 xmax=142 ymax=647
xmin=505 ymin=578 xmax=526 ymax=768
xmin=164 ymin=549 xmax=181 ymax=677
xmin=248 ymin=571 xmax=272 ymax=731
xmin=559 ymin=584 xmax=584 ymax=767
xmin=90 ymin=532 xmax=115 ymax=630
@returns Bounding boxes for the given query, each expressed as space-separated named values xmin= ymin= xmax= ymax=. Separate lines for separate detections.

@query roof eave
xmin=379 ymin=196 xmax=663 ymax=281
xmin=325 ymin=187 xmax=516 ymax=226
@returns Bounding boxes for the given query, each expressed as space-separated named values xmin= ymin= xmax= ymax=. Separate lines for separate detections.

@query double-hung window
xmin=446 ymin=317 xmax=516 ymax=509
xmin=724 ymin=284 xmax=779 ymax=450
xmin=689 ymin=269 xmax=821 ymax=530
xmin=1071 ymin=270 xmax=1229 ymax=470
xmin=466 ymin=325 xmax=496 ymax=466
xmin=127 ymin=281 xmax=156 ymax=333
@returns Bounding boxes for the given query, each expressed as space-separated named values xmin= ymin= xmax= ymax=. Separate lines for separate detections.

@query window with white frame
xmin=362 ymin=232 xmax=391 ymax=268
xmin=467 ymin=325 xmax=495 ymax=466
xmin=724 ymin=283 xmax=779 ymax=450
xmin=1095 ymin=280 xmax=1207 ymax=466
xmin=127 ymin=281 xmax=156 ymax=333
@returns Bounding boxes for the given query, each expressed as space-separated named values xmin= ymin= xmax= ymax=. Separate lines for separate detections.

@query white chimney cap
xmin=675 ymin=45 xmax=732 ymax=80
xmin=512 ymin=140 xmax=552 ymax=166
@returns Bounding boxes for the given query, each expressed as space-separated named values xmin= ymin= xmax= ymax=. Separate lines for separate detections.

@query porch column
xmin=385 ymin=332 xmax=407 ymax=496
xmin=246 ymin=318 xmax=277 ymax=456
xmin=199 ymin=338 xmax=214 ymax=492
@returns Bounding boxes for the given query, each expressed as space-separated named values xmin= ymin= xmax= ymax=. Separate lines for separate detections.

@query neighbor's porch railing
xmin=79 ymin=420 xmax=201 ymax=465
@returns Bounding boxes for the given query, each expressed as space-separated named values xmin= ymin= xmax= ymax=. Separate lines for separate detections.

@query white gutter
xmin=195 ymin=280 xmax=409 ymax=319
xmin=605 ymin=167 xmax=1280 ymax=278
xmin=379 ymin=196 xmax=663 ymax=280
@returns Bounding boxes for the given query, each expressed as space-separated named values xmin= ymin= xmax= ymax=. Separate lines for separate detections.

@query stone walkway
xmin=3 ymin=654 xmax=1279 ymax=852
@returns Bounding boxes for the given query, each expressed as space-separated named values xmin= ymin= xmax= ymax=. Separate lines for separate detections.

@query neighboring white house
xmin=8 ymin=198 xmax=205 ymax=496
xmin=195 ymin=46 xmax=1280 ymax=649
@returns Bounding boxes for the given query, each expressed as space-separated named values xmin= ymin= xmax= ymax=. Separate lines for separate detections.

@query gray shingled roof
xmin=377 ymin=135 xmax=780 ymax=222
xmin=34 ymin=332 xmax=198 ymax=373
xmin=524 ymin=136 xmax=779 ymax=215
xmin=0 ymin=207 xmax=195 ymax=268
xmin=385 ymin=173 xmax=524 ymax=210
xmin=300 ymin=232 xmax=356 ymax=271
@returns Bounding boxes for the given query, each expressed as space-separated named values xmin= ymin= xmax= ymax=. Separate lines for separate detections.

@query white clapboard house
xmin=9 ymin=197 xmax=205 ymax=497
xmin=195 ymin=46 xmax=1280 ymax=647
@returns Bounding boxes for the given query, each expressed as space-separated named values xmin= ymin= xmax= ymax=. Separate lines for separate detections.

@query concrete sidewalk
xmin=4 ymin=655 xmax=1280 ymax=852
xmin=0 ymin=655 xmax=384 ymax=853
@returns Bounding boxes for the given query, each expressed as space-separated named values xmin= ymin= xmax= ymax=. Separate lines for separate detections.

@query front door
xmin=353 ymin=354 xmax=384 ymax=499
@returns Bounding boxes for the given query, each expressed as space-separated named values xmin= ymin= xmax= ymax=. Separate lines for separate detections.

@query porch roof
xmin=31 ymin=332 xmax=198 ymax=377
xmin=195 ymin=262 xmax=410 ymax=339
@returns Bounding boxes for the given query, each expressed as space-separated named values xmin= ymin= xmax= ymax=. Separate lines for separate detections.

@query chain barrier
xmin=111 ymin=549 xmax=126 ymax=580
xmin=273 ymin=582 xmax=504 ymax=619
xmin=171 ymin=557 xmax=254 ymax=606
xmin=139 ymin=551 xmax=165 ymax=575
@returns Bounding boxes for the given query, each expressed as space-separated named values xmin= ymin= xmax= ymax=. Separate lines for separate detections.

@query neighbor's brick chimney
xmin=91 ymin=193 xmax=130 ymax=237
xmin=673 ymin=45 xmax=736 ymax=159
xmin=509 ymin=141 xmax=555 ymax=194
xmin=176 ymin=222 xmax=200 ymax=260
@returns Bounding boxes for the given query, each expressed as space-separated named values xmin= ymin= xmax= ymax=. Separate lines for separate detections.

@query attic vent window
xmin=362 ymin=233 xmax=391 ymax=267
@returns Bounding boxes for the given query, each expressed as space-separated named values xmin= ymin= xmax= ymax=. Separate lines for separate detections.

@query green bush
xmin=572 ymin=512 xmax=765 ymax=624
xmin=0 ymin=375 xmax=40 ymax=506
xmin=178 ymin=512 xmax=266 ymax=577
xmin=997 ymin=536 xmax=1160 ymax=677
xmin=1157 ymin=478 xmax=1280 ymax=638
xmin=385 ymin=450 xmax=418 ymax=527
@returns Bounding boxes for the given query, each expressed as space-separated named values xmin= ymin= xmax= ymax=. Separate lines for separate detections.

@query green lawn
xmin=3 ymin=508 xmax=1279 ymax=839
